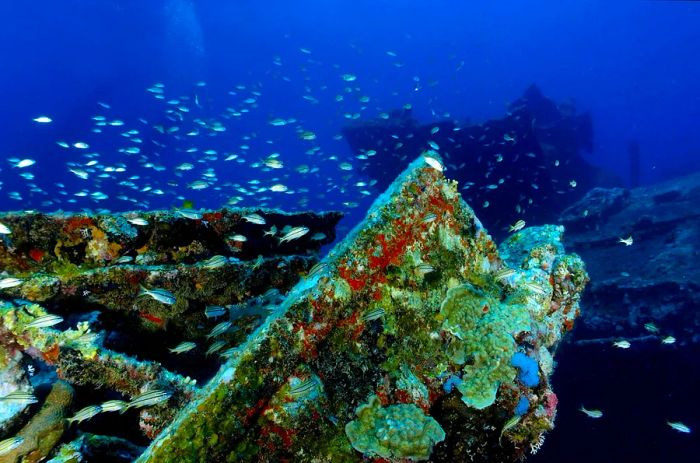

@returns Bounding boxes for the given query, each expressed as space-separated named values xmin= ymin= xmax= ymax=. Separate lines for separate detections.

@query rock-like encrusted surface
xmin=138 ymin=156 xmax=587 ymax=462
xmin=559 ymin=171 xmax=700 ymax=341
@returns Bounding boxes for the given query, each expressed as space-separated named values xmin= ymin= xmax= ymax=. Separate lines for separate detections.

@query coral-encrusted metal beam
xmin=138 ymin=156 xmax=587 ymax=462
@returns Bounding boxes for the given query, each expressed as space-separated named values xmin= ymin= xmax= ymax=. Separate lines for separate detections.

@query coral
xmin=438 ymin=283 xmax=529 ymax=409
xmin=344 ymin=395 xmax=445 ymax=461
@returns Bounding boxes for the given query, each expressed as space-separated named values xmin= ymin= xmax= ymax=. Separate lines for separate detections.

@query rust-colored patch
xmin=28 ymin=248 xmax=45 ymax=263
xmin=42 ymin=343 xmax=60 ymax=364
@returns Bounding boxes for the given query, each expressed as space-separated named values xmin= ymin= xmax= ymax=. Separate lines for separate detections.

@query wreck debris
xmin=0 ymin=207 xmax=342 ymax=458
xmin=136 ymin=155 xmax=587 ymax=462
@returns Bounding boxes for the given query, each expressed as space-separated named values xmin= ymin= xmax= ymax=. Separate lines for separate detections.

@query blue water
xmin=1 ymin=1 xmax=699 ymax=461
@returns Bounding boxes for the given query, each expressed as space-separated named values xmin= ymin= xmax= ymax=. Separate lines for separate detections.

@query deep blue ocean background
xmin=1 ymin=1 xmax=699 ymax=461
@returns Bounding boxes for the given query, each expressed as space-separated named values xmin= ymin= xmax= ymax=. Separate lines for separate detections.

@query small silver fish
xmin=509 ymin=220 xmax=526 ymax=232
xmin=278 ymin=226 xmax=309 ymax=244
xmin=138 ymin=285 xmax=176 ymax=305
xmin=414 ymin=263 xmax=435 ymax=276
xmin=423 ymin=154 xmax=443 ymax=172
xmin=202 ymin=255 xmax=228 ymax=269
xmin=68 ymin=405 xmax=102 ymax=424
xmin=667 ymin=421 xmax=691 ymax=433
xmin=100 ymin=400 xmax=129 ymax=413
xmin=169 ymin=341 xmax=196 ymax=354
xmin=113 ymin=255 xmax=134 ymax=264
xmin=613 ymin=340 xmax=631 ymax=349
xmin=499 ymin=415 xmax=521 ymax=444
xmin=494 ymin=268 xmax=516 ymax=281
xmin=421 ymin=213 xmax=437 ymax=224
xmin=243 ymin=213 xmax=266 ymax=225
xmin=644 ymin=322 xmax=659 ymax=333
xmin=218 ymin=347 xmax=239 ymax=358
xmin=289 ymin=378 xmax=318 ymax=397
xmin=206 ymin=340 xmax=226 ymax=356
xmin=579 ymin=406 xmax=603 ymax=418
xmin=661 ymin=336 xmax=676 ymax=345
xmin=307 ymin=262 xmax=329 ymax=279
xmin=0 ymin=390 xmax=38 ymax=405
xmin=204 ymin=305 xmax=227 ymax=319
xmin=523 ymin=282 xmax=548 ymax=296
xmin=25 ymin=314 xmax=63 ymax=329
xmin=618 ymin=236 xmax=633 ymax=246
xmin=127 ymin=217 xmax=149 ymax=226
xmin=128 ymin=389 xmax=172 ymax=409
xmin=175 ymin=209 xmax=202 ymax=220
xmin=0 ymin=277 xmax=24 ymax=289
xmin=362 ymin=307 xmax=386 ymax=322
xmin=0 ymin=222 xmax=12 ymax=235
xmin=207 ymin=320 xmax=232 ymax=339
xmin=0 ymin=436 xmax=24 ymax=456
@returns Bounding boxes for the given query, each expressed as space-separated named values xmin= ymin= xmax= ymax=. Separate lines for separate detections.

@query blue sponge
xmin=443 ymin=375 xmax=463 ymax=394
xmin=514 ymin=396 xmax=530 ymax=415
xmin=511 ymin=352 xmax=540 ymax=387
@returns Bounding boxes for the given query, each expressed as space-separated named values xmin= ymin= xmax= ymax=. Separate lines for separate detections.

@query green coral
xmin=344 ymin=395 xmax=445 ymax=461
xmin=439 ymin=283 xmax=530 ymax=409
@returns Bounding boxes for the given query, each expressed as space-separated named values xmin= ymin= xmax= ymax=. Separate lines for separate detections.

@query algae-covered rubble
xmin=136 ymin=156 xmax=587 ymax=462
xmin=0 ymin=207 xmax=342 ymax=461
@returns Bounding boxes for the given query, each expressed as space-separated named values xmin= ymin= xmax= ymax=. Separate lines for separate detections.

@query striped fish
xmin=422 ymin=212 xmax=437 ymax=224
xmin=206 ymin=340 xmax=226 ymax=357
xmin=0 ymin=278 xmax=23 ymax=289
xmin=0 ymin=390 xmax=38 ymax=405
xmin=25 ymin=314 xmax=64 ymax=329
xmin=128 ymin=390 xmax=172 ymax=409
xmin=68 ymin=405 xmax=102 ymax=424
xmin=362 ymin=307 xmax=386 ymax=322
xmin=523 ymin=282 xmax=548 ymax=296
xmin=169 ymin=341 xmax=196 ymax=354
xmin=494 ymin=268 xmax=516 ymax=281
xmin=289 ymin=378 xmax=318 ymax=398
xmin=499 ymin=415 xmax=521 ymax=444
xmin=138 ymin=285 xmax=176 ymax=305
xmin=204 ymin=305 xmax=227 ymax=319
xmin=278 ymin=226 xmax=309 ymax=244
xmin=0 ymin=436 xmax=23 ymax=456
xmin=414 ymin=263 xmax=435 ymax=276
xmin=207 ymin=320 xmax=232 ymax=339
xmin=307 ymin=262 xmax=329 ymax=279
xmin=508 ymin=220 xmax=526 ymax=232
xmin=218 ymin=347 xmax=239 ymax=358
xmin=100 ymin=400 xmax=129 ymax=413
xmin=242 ymin=213 xmax=266 ymax=225
xmin=0 ymin=222 xmax=12 ymax=235
xmin=202 ymin=255 xmax=228 ymax=269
